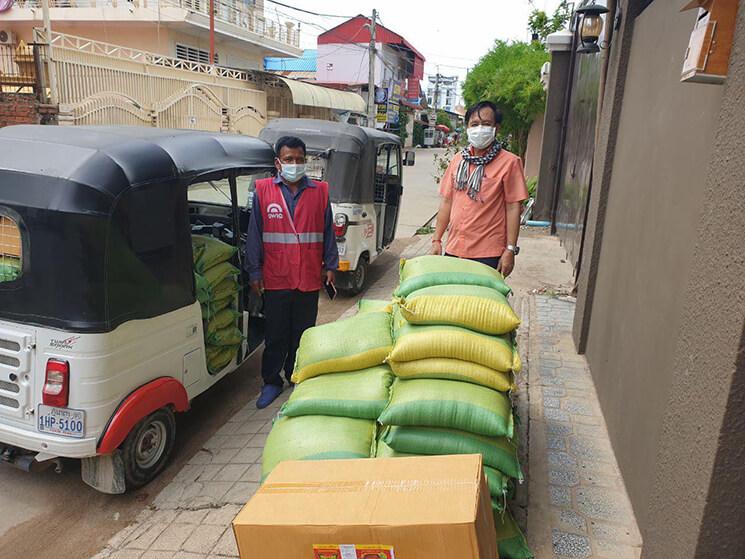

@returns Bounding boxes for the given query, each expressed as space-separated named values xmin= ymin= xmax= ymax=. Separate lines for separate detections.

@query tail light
xmin=43 ymin=359 xmax=69 ymax=407
xmin=334 ymin=213 xmax=349 ymax=238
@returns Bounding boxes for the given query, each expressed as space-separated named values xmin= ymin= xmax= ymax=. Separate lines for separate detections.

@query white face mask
xmin=280 ymin=163 xmax=306 ymax=183
xmin=467 ymin=125 xmax=496 ymax=149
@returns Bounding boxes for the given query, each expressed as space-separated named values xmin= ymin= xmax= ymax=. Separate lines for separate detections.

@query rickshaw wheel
xmin=348 ymin=255 xmax=368 ymax=295
xmin=121 ymin=407 xmax=176 ymax=490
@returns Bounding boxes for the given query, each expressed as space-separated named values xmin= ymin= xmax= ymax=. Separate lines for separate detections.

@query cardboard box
xmin=233 ymin=454 xmax=497 ymax=559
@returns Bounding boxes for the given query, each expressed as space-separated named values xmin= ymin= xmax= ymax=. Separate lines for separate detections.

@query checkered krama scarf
xmin=454 ymin=141 xmax=502 ymax=200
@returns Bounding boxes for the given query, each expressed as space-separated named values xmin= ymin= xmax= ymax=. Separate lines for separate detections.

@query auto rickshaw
xmin=0 ymin=125 xmax=274 ymax=493
xmin=259 ymin=119 xmax=413 ymax=294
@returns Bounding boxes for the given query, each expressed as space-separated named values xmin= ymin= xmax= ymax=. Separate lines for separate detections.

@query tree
xmin=528 ymin=0 xmax=571 ymax=43
xmin=436 ymin=110 xmax=452 ymax=129
xmin=396 ymin=107 xmax=410 ymax=144
xmin=413 ymin=122 xmax=424 ymax=147
xmin=462 ymin=40 xmax=549 ymax=158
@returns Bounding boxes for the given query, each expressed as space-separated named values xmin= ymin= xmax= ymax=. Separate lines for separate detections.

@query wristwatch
xmin=506 ymin=244 xmax=520 ymax=256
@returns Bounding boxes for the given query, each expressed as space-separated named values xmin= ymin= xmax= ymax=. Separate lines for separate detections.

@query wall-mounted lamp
xmin=576 ymin=2 xmax=609 ymax=54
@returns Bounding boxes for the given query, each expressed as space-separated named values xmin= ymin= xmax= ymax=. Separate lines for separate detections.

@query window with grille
xmin=176 ymin=44 xmax=219 ymax=65
xmin=0 ymin=213 xmax=22 ymax=284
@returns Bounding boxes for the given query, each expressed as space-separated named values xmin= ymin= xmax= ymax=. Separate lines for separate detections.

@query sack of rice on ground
xmin=201 ymin=295 xmax=234 ymax=321
xmin=394 ymin=255 xmax=511 ymax=298
xmin=389 ymin=323 xmax=520 ymax=374
xmin=382 ymin=425 xmax=522 ymax=480
xmin=357 ymin=298 xmax=392 ymax=314
xmin=374 ymin=438 xmax=415 ymax=458
xmin=192 ymin=235 xmax=238 ymax=273
xmin=485 ymin=466 xmax=512 ymax=510
xmin=379 ymin=378 xmax=514 ymax=438
xmin=207 ymin=326 xmax=243 ymax=347
xmin=281 ymin=366 xmax=394 ymax=420
xmin=262 ymin=415 xmax=376 ymax=479
xmin=292 ymin=311 xmax=393 ymax=383
xmin=389 ymin=357 xmax=515 ymax=392
xmin=206 ymin=309 xmax=240 ymax=337
xmin=211 ymin=277 xmax=241 ymax=302
xmin=494 ymin=508 xmax=534 ymax=559
xmin=206 ymin=344 xmax=238 ymax=374
xmin=397 ymin=284 xmax=520 ymax=335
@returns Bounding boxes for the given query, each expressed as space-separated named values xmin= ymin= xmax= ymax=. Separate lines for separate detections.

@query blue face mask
xmin=281 ymin=163 xmax=306 ymax=183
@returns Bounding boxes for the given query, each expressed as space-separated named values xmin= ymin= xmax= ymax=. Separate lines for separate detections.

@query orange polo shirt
xmin=439 ymin=148 xmax=529 ymax=258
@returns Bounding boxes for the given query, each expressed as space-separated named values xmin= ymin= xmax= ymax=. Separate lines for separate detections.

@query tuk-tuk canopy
xmin=0 ymin=126 xmax=276 ymax=333
xmin=259 ymin=119 xmax=402 ymax=204
xmin=0 ymin=126 xmax=275 ymax=215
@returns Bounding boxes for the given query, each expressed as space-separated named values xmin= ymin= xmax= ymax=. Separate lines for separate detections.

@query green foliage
xmin=397 ymin=108 xmax=410 ymax=144
xmin=528 ymin=0 xmax=571 ymax=43
xmin=413 ymin=122 xmax=424 ymax=147
xmin=436 ymin=110 xmax=452 ymax=129
xmin=463 ymin=40 xmax=549 ymax=158
xmin=526 ymin=176 xmax=538 ymax=198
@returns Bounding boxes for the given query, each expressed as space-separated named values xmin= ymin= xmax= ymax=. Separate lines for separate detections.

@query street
xmin=0 ymin=146 xmax=442 ymax=559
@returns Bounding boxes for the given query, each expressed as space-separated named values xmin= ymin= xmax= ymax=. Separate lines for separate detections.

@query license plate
xmin=37 ymin=405 xmax=85 ymax=438
xmin=336 ymin=242 xmax=347 ymax=256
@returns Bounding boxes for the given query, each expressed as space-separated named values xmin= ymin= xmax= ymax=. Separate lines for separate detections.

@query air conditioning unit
xmin=0 ymin=30 xmax=17 ymax=47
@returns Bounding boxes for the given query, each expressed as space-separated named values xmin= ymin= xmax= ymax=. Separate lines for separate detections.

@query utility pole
xmin=41 ymin=0 xmax=59 ymax=105
xmin=433 ymin=65 xmax=441 ymax=111
xmin=209 ymin=0 xmax=216 ymax=65
xmin=367 ymin=8 xmax=377 ymax=128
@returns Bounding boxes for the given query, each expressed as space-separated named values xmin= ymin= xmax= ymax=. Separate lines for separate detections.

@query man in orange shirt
xmin=432 ymin=101 xmax=528 ymax=277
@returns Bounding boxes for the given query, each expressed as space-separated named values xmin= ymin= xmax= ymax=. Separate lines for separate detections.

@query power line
xmin=264 ymin=0 xmax=354 ymax=19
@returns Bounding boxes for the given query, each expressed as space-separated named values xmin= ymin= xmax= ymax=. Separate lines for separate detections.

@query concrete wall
xmin=583 ymin=0 xmax=723 ymax=528
xmin=523 ymin=112 xmax=544 ymax=180
xmin=575 ymin=0 xmax=745 ymax=556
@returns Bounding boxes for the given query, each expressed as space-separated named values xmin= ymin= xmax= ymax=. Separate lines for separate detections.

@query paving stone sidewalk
xmin=526 ymin=296 xmax=643 ymax=559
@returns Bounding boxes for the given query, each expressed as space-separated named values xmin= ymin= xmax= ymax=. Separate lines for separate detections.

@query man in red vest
xmin=246 ymin=136 xmax=338 ymax=408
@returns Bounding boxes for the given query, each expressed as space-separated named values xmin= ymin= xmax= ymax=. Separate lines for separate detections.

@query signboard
xmin=376 ymin=104 xmax=387 ymax=128
xmin=374 ymin=86 xmax=388 ymax=104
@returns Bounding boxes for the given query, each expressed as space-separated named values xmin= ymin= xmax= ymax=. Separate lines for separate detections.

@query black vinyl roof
xmin=260 ymin=118 xmax=400 ymax=154
xmin=0 ymin=125 xmax=276 ymax=198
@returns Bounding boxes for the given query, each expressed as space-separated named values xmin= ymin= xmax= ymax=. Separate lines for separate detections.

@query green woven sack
xmin=192 ymin=235 xmax=237 ymax=273
xmin=206 ymin=309 xmax=240 ymax=338
xmin=212 ymin=277 xmax=241 ymax=301
xmin=201 ymin=295 xmax=234 ymax=320
xmin=206 ymin=344 xmax=237 ymax=374
xmin=207 ymin=326 xmax=243 ymax=346
xmin=374 ymin=438 xmax=415 ymax=458
xmin=394 ymin=255 xmax=511 ymax=298
xmin=379 ymin=378 xmax=514 ymax=438
xmin=494 ymin=508 xmax=533 ymax=559
xmin=262 ymin=415 xmax=376 ymax=479
xmin=282 ymin=366 xmax=394 ymax=420
xmin=203 ymin=261 xmax=239 ymax=289
xmin=358 ymin=299 xmax=392 ymax=314
xmin=292 ymin=311 xmax=393 ymax=383
xmin=382 ymin=425 xmax=522 ymax=480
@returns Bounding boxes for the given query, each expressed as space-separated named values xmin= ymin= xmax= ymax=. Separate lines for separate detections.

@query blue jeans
xmin=445 ymin=253 xmax=500 ymax=269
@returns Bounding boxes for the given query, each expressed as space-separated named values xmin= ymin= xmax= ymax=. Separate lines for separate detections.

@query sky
xmin=264 ymin=0 xmax=564 ymax=104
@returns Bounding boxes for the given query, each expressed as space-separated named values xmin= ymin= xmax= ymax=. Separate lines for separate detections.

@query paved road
xmin=397 ymin=147 xmax=445 ymax=237
xmin=0 ymin=145 xmax=442 ymax=559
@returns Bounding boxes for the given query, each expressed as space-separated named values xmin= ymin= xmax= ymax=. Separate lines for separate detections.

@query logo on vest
xmin=267 ymin=202 xmax=284 ymax=220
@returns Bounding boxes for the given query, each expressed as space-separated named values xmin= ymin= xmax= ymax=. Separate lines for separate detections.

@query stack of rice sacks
xmin=192 ymin=236 xmax=243 ymax=374
xmin=260 ymin=301 xmax=395 ymax=480
xmin=378 ymin=255 xmax=532 ymax=559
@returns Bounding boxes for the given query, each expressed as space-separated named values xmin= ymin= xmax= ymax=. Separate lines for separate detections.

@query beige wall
xmin=582 ymin=1 xmax=723 ymax=531
xmin=523 ymin=112 xmax=544 ymax=180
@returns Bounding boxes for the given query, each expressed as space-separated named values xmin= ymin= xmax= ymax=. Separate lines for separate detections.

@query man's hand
xmin=431 ymin=239 xmax=443 ymax=255
xmin=325 ymin=270 xmax=336 ymax=286
xmin=498 ymin=249 xmax=515 ymax=278
xmin=250 ymin=279 xmax=264 ymax=296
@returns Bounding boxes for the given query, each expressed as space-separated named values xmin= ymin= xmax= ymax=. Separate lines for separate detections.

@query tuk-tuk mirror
xmin=404 ymin=151 xmax=416 ymax=166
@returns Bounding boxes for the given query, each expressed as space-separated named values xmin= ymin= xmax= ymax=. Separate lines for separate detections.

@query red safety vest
xmin=256 ymin=177 xmax=328 ymax=292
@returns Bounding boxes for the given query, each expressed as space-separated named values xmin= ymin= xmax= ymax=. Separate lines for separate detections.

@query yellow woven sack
xmin=389 ymin=323 xmax=517 ymax=373
xmin=292 ymin=311 xmax=393 ymax=383
xmin=398 ymin=284 xmax=520 ymax=335
xmin=389 ymin=358 xmax=515 ymax=392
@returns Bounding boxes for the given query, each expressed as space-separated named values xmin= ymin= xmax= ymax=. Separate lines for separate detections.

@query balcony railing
xmin=11 ymin=0 xmax=301 ymax=50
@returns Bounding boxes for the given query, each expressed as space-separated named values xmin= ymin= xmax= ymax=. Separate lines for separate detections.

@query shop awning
xmin=278 ymin=77 xmax=366 ymax=114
